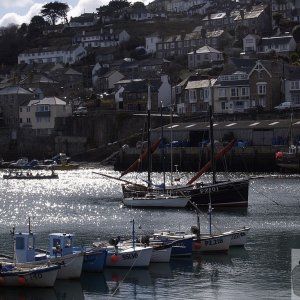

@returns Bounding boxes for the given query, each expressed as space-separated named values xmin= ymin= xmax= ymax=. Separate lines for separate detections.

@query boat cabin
xmin=14 ymin=232 xmax=36 ymax=263
xmin=48 ymin=233 xmax=74 ymax=257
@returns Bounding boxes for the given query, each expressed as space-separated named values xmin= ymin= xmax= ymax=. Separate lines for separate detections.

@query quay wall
xmin=115 ymin=146 xmax=281 ymax=172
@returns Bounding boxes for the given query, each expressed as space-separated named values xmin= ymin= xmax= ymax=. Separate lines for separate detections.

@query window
xmin=19 ymin=107 xmax=22 ymax=112
xmin=291 ymin=81 xmax=300 ymax=90
xmin=27 ymin=118 xmax=31 ymax=123
xmin=27 ymin=107 xmax=30 ymax=112
xmin=241 ymin=87 xmax=249 ymax=96
xmin=19 ymin=118 xmax=22 ymax=123
xmin=257 ymin=84 xmax=266 ymax=95
xmin=231 ymin=88 xmax=239 ymax=97
xmin=219 ymin=88 xmax=226 ymax=98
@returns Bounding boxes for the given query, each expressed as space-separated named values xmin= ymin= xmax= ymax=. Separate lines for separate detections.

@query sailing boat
xmin=122 ymin=78 xmax=249 ymax=208
xmin=122 ymin=84 xmax=189 ymax=208
xmin=275 ymin=110 xmax=300 ymax=172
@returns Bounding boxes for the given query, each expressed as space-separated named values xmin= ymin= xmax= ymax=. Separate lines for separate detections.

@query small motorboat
xmin=13 ymin=231 xmax=84 ymax=280
xmin=0 ymin=263 xmax=60 ymax=287
xmin=3 ymin=170 xmax=58 ymax=180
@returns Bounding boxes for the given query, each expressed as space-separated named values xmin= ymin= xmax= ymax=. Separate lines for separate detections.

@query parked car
xmin=73 ymin=106 xmax=88 ymax=116
xmin=274 ymin=101 xmax=300 ymax=110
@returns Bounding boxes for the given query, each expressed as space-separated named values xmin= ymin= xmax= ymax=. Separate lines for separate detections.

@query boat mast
xmin=161 ymin=101 xmax=166 ymax=191
xmin=209 ymin=78 xmax=216 ymax=184
xmin=147 ymin=83 xmax=151 ymax=189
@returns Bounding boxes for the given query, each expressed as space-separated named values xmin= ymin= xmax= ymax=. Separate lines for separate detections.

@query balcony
xmin=35 ymin=111 xmax=50 ymax=117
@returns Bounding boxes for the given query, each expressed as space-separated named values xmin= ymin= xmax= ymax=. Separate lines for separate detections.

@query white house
xmin=243 ymin=34 xmax=260 ymax=53
xmin=18 ymin=45 xmax=87 ymax=65
xmin=187 ymin=45 xmax=224 ymax=69
xmin=257 ymin=35 xmax=297 ymax=55
xmin=145 ymin=33 xmax=162 ymax=54
xmin=19 ymin=97 xmax=72 ymax=135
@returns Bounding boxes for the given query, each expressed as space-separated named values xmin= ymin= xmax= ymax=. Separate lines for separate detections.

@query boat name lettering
xmin=232 ymin=234 xmax=240 ymax=240
xmin=200 ymin=187 xmax=219 ymax=194
xmin=204 ymin=238 xmax=223 ymax=246
xmin=122 ymin=252 xmax=138 ymax=260
xmin=29 ymin=273 xmax=43 ymax=280
xmin=173 ymin=242 xmax=185 ymax=247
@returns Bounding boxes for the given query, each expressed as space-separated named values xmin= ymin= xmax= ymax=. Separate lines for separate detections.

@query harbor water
xmin=0 ymin=167 xmax=299 ymax=299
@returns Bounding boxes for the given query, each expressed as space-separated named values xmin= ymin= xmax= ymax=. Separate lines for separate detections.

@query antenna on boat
xmin=131 ymin=219 xmax=135 ymax=250
xmin=147 ymin=82 xmax=152 ymax=190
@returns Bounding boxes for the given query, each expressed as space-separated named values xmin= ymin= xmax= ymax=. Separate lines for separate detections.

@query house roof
xmin=21 ymin=45 xmax=82 ymax=54
xmin=194 ymin=45 xmax=222 ymax=54
xmin=64 ymin=68 xmax=82 ymax=76
xmin=123 ymin=79 xmax=161 ymax=93
xmin=28 ymin=97 xmax=66 ymax=106
xmin=0 ymin=86 xmax=33 ymax=95
xmin=259 ymin=35 xmax=294 ymax=47
xmin=203 ymin=12 xmax=226 ymax=20
xmin=234 ymin=5 xmax=266 ymax=21
xmin=185 ymin=79 xmax=215 ymax=89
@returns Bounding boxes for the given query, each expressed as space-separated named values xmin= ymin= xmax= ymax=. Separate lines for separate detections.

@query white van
xmin=274 ymin=102 xmax=300 ymax=110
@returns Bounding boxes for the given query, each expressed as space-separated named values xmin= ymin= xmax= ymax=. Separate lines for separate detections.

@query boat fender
xmin=141 ymin=235 xmax=150 ymax=246
xmin=191 ymin=226 xmax=200 ymax=235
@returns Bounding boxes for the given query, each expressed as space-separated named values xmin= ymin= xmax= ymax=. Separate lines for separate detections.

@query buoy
xmin=194 ymin=241 xmax=202 ymax=250
xmin=111 ymin=254 xmax=119 ymax=263
xmin=111 ymin=274 xmax=121 ymax=282
xmin=18 ymin=276 xmax=26 ymax=285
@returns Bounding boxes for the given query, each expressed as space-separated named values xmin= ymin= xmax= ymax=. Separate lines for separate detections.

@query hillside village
xmin=1 ymin=0 xmax=300 ymax=160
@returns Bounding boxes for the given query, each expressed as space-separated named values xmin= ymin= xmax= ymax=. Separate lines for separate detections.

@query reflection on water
xmin=54 ymin=280 xmax=84 ymax=300
xmin=0 ymin=287 xmax=57 ymax=300
xmin=0 ymin=169 xmax=299 ymax=299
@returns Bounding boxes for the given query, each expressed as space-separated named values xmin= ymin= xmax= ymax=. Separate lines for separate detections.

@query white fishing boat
xmin=93 ymin=219 xmax=153 ymax=268
xmin=14 ymin=230 xmax=84 ymax=280
xmin=223 ymin=227 xmax=250 ymax=247
xmin=0 ymin=263 xmax=60 ymax=287
xmin=104 ymin=244 xmax=153 ymax=268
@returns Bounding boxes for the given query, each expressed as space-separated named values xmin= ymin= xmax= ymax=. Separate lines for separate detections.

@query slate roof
xmin=21 ymin=45 xmax=82 ymax=54
xmin=0 ymin=86 xmax=33 ymax=95
xmin=259 ymin=36 xmax=294 ymax=47
xmin=185 ymin=79 xmax=215 ymax=89
xmin=28 ymin=97 xmax=66 ymax=106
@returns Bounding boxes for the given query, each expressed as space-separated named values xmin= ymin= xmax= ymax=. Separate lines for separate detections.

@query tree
xmin=131 ymin=2 xmax=146 ymax=9
xmin=97 ymin=0 xmax=130 ymax=16
xmin=41 ymin=1 xmax=70 ymax=26
xmin=28 ymin=15 xmax=49 ymax=39
xmin=292 ymin=25 xmax=300 ymax=42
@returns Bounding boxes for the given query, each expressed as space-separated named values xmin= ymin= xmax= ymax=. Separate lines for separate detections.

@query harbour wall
xmin=114 ymin=145 xmax=281 ymax=172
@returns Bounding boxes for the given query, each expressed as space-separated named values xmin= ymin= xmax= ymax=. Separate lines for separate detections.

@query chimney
xmin=240 ymin=10 xmax=244 ymax=19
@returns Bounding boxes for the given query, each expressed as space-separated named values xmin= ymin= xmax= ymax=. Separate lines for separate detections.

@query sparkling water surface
xmin=0 ymin=167 xmax=299 ymax=299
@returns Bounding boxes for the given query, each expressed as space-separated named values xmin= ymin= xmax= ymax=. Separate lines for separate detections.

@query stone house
xmin=177 ymin=77 xmax=216 ymax=116
xmin=69 ymin=13 xmax=99 ymax=28
xmin=94 ymin=70 xmax=124 ymax=93
xmin=0 ymin=86 xmax=33 ymax=129
xmin=120 ymin=76 xmax=171 ymax=112
xmin=48 ymin=67 xmax=84 ymax=99
xmin=156 ymin=29 xmax=230 ymax=59
xmin=202 ymin=5 xmax=271 ymax=35
xmin=213 ymin=58 xmax=284 ymax=114
xmin=73 ymin=28 xmax=130 ymax=48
